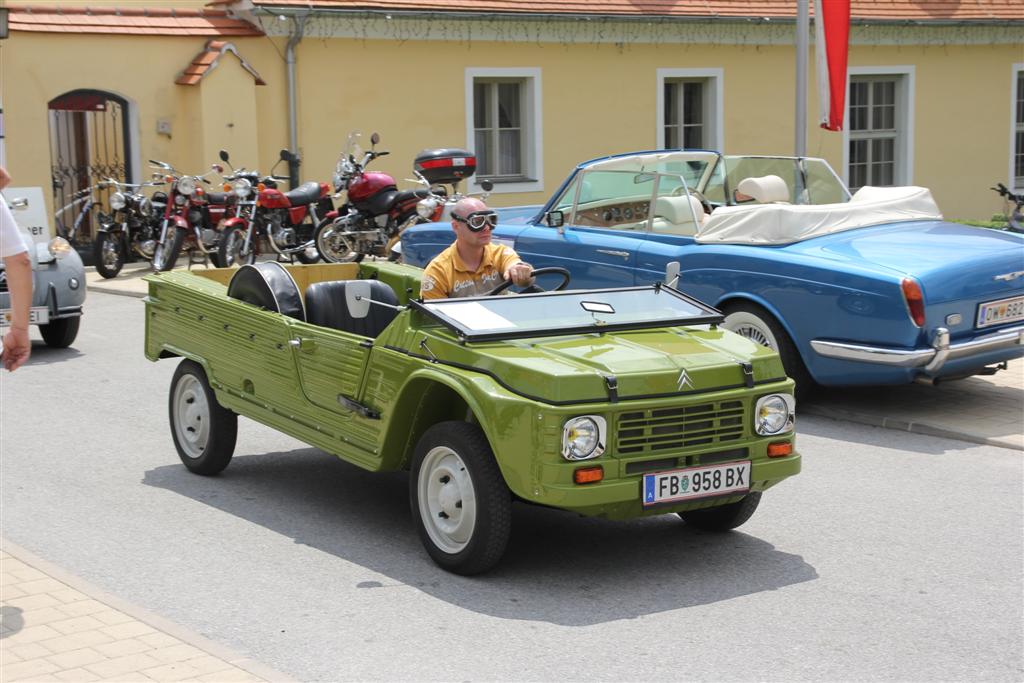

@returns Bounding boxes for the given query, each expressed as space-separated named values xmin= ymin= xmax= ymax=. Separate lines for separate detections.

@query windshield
xmin=415 ymin=286 xmax=722 ymax=342
xmin=702 ymin=156 xmax=850 ymax=206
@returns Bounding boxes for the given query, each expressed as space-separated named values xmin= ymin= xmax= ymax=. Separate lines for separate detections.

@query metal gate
xmin=48 ymin=90 xmax=132 ymax=246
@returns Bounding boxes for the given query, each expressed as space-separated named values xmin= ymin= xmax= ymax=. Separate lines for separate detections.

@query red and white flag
xmin=815 ymin=0 xmax=851 ymax=131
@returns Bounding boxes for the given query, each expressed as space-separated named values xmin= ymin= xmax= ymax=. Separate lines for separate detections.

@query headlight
xmin=416 ymin=197 xmax=439 ymax=219
xmin=176 ymin=176 xmax=197 ymax=196
xmin=562 ymin=415 xmax=607 ymax=461
xmin=332 ymin=172 xmax=344 ymax=192
xmin=754 ymin=394 xmax=795 ymax=436
xmin=232 ymin=177 xmax=252 ymax=198
xmin=48 ymin=236 xmax=73 ymax=259
xmin=174 ymin=194 xmax=186 ymax=206
xmin=109 ymin=192 xmax=126 ymax=210
xmin=138 ymin=196 xmax=151 ymax=215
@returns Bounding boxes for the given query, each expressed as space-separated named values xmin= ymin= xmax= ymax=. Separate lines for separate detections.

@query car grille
xmin=616 ymin=400 xmax=745 ymax=454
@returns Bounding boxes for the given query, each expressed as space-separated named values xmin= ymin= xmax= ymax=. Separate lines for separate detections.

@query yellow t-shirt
xmin=420 ymin=242 xmax=523 ymax=300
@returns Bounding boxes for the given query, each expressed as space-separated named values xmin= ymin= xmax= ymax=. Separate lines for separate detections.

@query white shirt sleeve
xmin=0 ymin=199 xmax=30 ymax=258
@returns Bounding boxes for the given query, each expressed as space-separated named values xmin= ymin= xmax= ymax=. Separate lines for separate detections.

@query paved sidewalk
xmin=0 ymin=541 xmax=290 ymax=683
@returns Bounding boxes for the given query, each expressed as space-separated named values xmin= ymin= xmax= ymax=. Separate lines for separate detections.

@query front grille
xmin=617 ymin=400 xmax=745 ymax=454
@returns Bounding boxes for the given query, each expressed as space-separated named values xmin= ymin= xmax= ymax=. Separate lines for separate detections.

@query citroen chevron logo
xmin=677 ymin=369 xmax=694 ymax=391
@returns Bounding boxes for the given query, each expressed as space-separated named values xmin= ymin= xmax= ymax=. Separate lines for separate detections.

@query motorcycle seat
xmin=285 ymin=181 xmax=324 ymax=206
xmin=206 ymin=192 xmax=231 ymax=205
xmin=393 ymin=188 xmax=432 ymax=203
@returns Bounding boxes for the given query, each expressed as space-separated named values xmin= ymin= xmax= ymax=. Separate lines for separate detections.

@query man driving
xmin=420 ymin=197 xmax=533 ymax=300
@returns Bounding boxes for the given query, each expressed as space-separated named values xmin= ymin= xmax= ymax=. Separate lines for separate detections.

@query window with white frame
xmin=656 ymin=69 xmax=722 ymax=152
xmin=846 ymin=68 xmax=919 ymax=193
xmin=466 ymin=68 xmax=542 ymax=192
xmin=1014 ymin=66 xmax=1023 ymax=189
xmin=663 ymin=80 xmax=705 ymax=149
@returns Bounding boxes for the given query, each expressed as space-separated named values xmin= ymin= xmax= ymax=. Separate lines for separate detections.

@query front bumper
xmin=810 ymin=324 xmax=1024 ymax=375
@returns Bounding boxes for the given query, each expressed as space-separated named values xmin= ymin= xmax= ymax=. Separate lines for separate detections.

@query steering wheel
xmin=486 ymin=266 xmax=571 ymax=296
xmin=671 ymin=186 xmax=712 ymax=214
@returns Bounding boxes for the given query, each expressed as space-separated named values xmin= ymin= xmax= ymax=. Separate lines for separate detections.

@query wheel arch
xmin=378 ymin=371 xmax=482 ymax=472
xmin=715 ymin=294 xmax=803 ymax=354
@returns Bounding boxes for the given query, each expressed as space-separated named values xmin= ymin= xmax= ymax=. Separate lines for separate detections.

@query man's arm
xmin=420 ymin=260 xmax=450 ymax=300
xmin=2 ymin=251 xmax=33 ymax=371
xmin=498 ymin=246 xmax=533 ymax=287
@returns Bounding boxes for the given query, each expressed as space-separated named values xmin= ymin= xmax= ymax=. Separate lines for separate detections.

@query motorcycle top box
xmin=414 ymin=148 xmax=477 ymax=185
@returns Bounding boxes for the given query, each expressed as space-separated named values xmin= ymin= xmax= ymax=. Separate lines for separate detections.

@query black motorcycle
xmin=92 ymin=179 xmax=167 ymax=279
xmin=991 ymin=182 xmax=1024 ymax=233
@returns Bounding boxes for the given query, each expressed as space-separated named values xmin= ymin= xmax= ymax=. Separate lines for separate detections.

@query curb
xmin=1 ymin=538 xmax=295 ymax=683
xmin=800 ymin=404 xmax=1022 ymax=451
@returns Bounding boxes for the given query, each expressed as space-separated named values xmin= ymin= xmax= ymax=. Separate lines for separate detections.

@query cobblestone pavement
xmin=0 ymin=541 xmax=290 ymax=683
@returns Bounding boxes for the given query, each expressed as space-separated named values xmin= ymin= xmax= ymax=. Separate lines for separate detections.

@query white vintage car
xmin=1 ymin=196 xmax=86 ymax=348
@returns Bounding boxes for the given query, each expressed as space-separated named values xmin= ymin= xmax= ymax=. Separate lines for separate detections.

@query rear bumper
xmin=810 ymin=324 xmax=1024 ymax=375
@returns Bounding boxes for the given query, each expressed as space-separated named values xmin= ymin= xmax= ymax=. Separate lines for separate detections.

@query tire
xmin=39 ymin=316 xmax=80 ymax=348
xmin=207 ymin=252 xmax=223 ymax=268
xmin=151 ymin=227 xmax=185 ymax=272
xmin=218 ymin=227 xmax=257 ymax=267
xmin=678 ymin=492 xmax=762 ymax=531
xmin=721 ymin=301 xmax=815 ymax=397
xmin=168 ymin=359 xmax=237 ymax=475
xmin=410 ymin=421 xmax=512 ymax=575
xmin=315 ymin=219 xmax=363 ymax=264
xmin=93 ymin=232 xmax=125 ymax=279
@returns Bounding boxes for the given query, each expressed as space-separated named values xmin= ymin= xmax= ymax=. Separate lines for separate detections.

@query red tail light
xmin=901 ymin=278 xmax=925 ymax=327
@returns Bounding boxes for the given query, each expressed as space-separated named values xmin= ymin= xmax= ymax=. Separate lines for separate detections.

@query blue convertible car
xmin=401 ymin=150 xmax=1024 ymax=389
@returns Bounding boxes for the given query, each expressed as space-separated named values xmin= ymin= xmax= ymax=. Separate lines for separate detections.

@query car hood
xmin=782 ymin=221 xmax=1024 ymax=302
xmin=431 ymin=326 xmax=787 ymax=404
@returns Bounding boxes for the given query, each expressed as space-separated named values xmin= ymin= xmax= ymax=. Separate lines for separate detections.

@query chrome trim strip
xmin=811 ymin=324 xmax=1024 ymax=373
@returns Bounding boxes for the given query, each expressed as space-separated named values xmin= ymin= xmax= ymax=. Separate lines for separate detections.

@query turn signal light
xmin=901 ymin=278 xmax=926 ymax=327
xmin=195 ymin=187 xmax=205 ymax=196
xmin=164 ymin=175 xmax=174 ymax=183
xmin=257 ymin=183 xmax=266 ymax=192
xmin=767 ymin=442 xmax=792 ymax=458
xmin=223 ymin=184 xmax=231 ymax=192
xmin=573 ymin=465 xmax=604 ymax=485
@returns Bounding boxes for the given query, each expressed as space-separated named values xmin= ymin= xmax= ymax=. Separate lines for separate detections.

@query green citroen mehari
xmin=144 ymin=261 xmax=800 ymax=574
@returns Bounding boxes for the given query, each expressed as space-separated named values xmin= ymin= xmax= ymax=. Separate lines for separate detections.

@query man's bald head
xmin=453 ymin=196 xmax=488 ymax=219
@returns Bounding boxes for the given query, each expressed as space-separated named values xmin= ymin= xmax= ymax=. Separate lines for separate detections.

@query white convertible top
xmin=695 ymin=185 xmax=943 ymax=245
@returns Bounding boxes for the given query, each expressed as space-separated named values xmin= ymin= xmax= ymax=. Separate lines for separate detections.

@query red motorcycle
xmin=315 ymin=132 xmax=442 ymax=263
xmin=217 ymin=149 xmax=328 ymax=267
xmin=149 ymin=159 xmax=226 ymax=272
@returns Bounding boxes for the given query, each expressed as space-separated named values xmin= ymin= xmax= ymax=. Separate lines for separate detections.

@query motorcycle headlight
xmin=754 ymin=394 xmax=795 ymax=436
xmin=176 ymin=176 xmax=197 ymax=196
xmin=232 ymin=177 xmax=252 ymax=198
xmin=416 ymin=197 xmax=439 ymax=219
xmin=174 ymin=194 xmax=186 ymax=206
xmin=109 ymin=192 xmax=126 ymax=210
xmin=561 ymin=415 xmax=607 ymax=461
xmin=48 ymin=236 xmax=73 ymax=260
xmin=138 ymin=196 xmax=152 ymax=215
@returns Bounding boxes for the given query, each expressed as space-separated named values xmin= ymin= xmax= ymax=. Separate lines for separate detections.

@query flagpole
xmin=795 ymin=0 xmax=809 ymax=156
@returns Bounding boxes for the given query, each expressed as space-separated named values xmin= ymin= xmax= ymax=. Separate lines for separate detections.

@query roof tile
xmin=5 ymin=6 xmax=264 ymax=36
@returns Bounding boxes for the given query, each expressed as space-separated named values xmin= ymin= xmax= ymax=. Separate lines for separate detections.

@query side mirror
xmin=664 ymin=261 xmax=681 ymax=288
xmin=219 ymin=149 xmax=230 ymax=162
xmin=545 ymin=210 xmax=564 ymax=228
xmin=345 ymin=280 xmax=372 ymax=319
xmin=370 ymin=132 xmax=380 ymax=146
xmin=279 ymin=149 xmax=293 ymax=162
xmin=480 ymin=179 xmax=494 ymax=192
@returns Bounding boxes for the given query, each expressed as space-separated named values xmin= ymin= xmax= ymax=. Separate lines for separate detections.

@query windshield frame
xmin=410 ymin=285 xmax=725 ymax=343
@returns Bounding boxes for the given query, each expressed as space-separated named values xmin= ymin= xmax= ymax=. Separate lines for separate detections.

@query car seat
xmin=304 ymin=279 xmax=399 ymax=338
xmin=736 ymin=175 xmax=790 ymax=204
xmin=651 ymin=194 xmax=702 ymax=235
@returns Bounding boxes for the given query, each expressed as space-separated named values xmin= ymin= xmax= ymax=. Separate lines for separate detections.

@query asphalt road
xmin=2 ymin=291 xmax=1022 ymax=681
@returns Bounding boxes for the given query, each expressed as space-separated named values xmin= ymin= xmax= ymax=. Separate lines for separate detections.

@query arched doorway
xmin=47 ymin=90 xmax=132 ymax=247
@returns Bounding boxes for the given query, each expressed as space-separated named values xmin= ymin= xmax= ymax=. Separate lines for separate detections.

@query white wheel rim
xmin=318 ymin=226 xmax=357 ymax=262
xmin=172 ymin=374 xmax=210 ymax=459
xmin=723 ymin=311 xmax=779 ymax=350
xmin=418 ymin=446 xmax=477 ymax=554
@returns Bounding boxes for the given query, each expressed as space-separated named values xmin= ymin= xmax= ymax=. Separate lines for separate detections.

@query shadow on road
xmin=143 ymin=449 xmax=817 ymax=626
xmin=21 ymin=344 xmax=85 ymax=366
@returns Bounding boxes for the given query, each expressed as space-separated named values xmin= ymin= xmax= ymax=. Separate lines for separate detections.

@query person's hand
xmin=2 ymin=327 xmax=31 ymax=371
xmin=505 ymin=262 xmax=534 ymax=287
xmin=0 ymin=167 xmax=10 ymax=191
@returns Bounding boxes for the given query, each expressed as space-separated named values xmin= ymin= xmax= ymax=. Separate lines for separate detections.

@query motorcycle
xmin=217 ymin=149 xmax=326 ymax=267
xmin=91 ymin=178 xmax=166 ymax=279
xmin=148 ymin=159 xmax=227 ymax=272
xmin=991 ymin=182 xmax=1024 ymax=233
xmin=315 ymin=132 xmax=448 ymax=263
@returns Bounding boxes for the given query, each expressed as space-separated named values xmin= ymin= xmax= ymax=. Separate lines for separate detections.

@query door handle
xmin=597 ymin=249 xmax=630 ymax=259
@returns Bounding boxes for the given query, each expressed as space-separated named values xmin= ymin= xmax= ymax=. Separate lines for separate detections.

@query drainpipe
xmin=285 ymin=15 xmax=306 ymax=189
